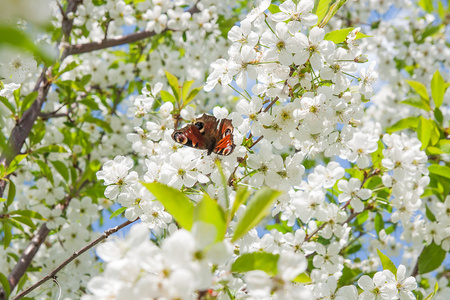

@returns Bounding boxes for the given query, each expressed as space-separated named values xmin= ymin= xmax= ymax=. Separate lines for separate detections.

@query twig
xmin=249 ymin=136 xmax=264 ymax=149
xmin=262 ymin=97 xmax=279 ymax=113
xmin=12 ymin=219 xmax=137 ymax=300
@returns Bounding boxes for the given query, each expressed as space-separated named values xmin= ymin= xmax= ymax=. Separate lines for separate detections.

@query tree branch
xmin=12 ymin=219 xmax=137 ymax=300
xmin=63 ymin=2 xmax=201 ymax=58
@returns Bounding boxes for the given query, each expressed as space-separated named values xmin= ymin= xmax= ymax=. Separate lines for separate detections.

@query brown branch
xmin=63 ymin=2 xmax=201 ymax=58
xmin=12 ymin=219 xmax=137 ymax=300
xmin=64 ymin=29 xmax=165 ymax=57
xmin=262 ymin=96 xmax=279 ymax=113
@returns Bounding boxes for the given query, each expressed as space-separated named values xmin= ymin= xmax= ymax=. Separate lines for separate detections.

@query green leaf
xmin=431 ymin=70 xmax=446 ymax=108
xmin=401 ymin=96 xmax=431 ymax=111
xmin=355 ymin=31 xmax=372 ymax=40
xmin=418 ymin=243 xmax=446 ymax=274
xmin=231 ymin=252 xmax=279 ymax=276
xmin=194 ymin=194 xmax=226 ymax=242
xmin=354 ymin=209 xmax=369 ymax=226
xmin=9 ymin=210 xmax=45 ymax=220
xmin=229 ymin=186 xmax=251 ymax=222
xmin=437 ymin=140 xmax=450 ymax=154
xmin=417 ymin=116 xmax=431 ymax=149
xmin=418 ymin=0 xmax=433 ymax=12
xmin=386 ymin=117 xmax=419 ymax=133
xmin=0 ymin=25 xmax=54 ymax=65
xmin=20 ymin=91 xmax=38 ymax=113
xmin=51 ymin=160 xmax=69 ymax=182
xmin=232 ymin=188 xmax=281 ymax=242
xmin=0 ymin=96 xmax=16 ymax=114
xmin=0 ymin=272 xmax=10 ymax=299
xmin=6 ymin=154 xmax=27 ymax=176
xmin=7 ymin=180 xmax=16 ymax=207
xmin=434 ymin=107 xmax=443 ymax=124
xmin=377 ymin=249 xmax=397 ymax=277
xmin=314 ymin=0 xmax=332 ymax=25
xmin=36 ymin=159 xmax=54 ymax=185
xmin=160 ymin=90 xmax=176 ymax=104
xmin=142 ymin=182 xmax=194 ymax=230
xmin=424 ymin=282 xmax=439 ymax=300
xmin=182 ymin=80 xmax=194 ymax=101
xmin=0 ymin=198 xmax=6 ymax=202
xmin=12 ymin=216 xmax=36 ymax=230
xmin=184 ymin=87 xmax=202 ymax=105
xmin=33 ymin=145 xmax=68 ymax=155
xmin=324 ymin=28 xmax=354 ymax=44
xmin=437 ymin=1 xmax=445 ymax=18
xmin=165 ymin=70 xmax=181 ymax=102
xmin=425 ymin=205 xmax=436 ymax=222
xmin=429 ymin=164 xmax=450 ymax=179
xmin=429 ymin=121 xmax=440 ymax=146
xmin=110 ymin=206 xmax=127 ymax=219
xmin=405 ymin=79 xmax=429 ymax=101
xmin=318 ymin=0 xmax=348 ymax=27
xmin=293 ymin=273 xmax=312 ymax=283
xmin=3 ymin=221 xmax=12 ymax=250
xmin=374 ymin=213 xmax=384 ymax=236
xmin=55 ymin=61 xmax=80 ymax=78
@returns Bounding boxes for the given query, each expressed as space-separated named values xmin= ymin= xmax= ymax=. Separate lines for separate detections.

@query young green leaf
xmin=293 ymin=273 xmax=312 ymax=283
xmin=401 ymin=96 xmax=431 ymax=111
xmin=160 ymin=90 xmax=176 ymax=104
xmin=141 ymin=182 xmax=194 ymax=230
xmin=3 ymin=221 xmax=12 ymax=250
xmin=0 ymin=272 xmax=10 ymax=299
xmin=12 ymin=216 xmax=36 ymax=230
xmin=229 ymin=186 xmax=251 ymax=223
xmin=182 ymin=80 xmax=195 ymax=100
xmin=110 ymin=206 xmax=127 ymax=219
xmin=36 ymin=159 xmax=54 ymax=185
xmin=431 ymin=70 xmax=446 ymax=108
xmin=374 ymin=213 xmax=384 ymax=236
xmin=405 ymin=79 xmax=429 ymax=101
xmin=20 ymin=91 xmax=38 ymax=113
xmin=314 ymin=0 xmax=332 ymax=25
xmin=231 ymin=188 xmax=281 ymax=242
xmin=7 ymin=180 xmax=16 ymax=208
xmin=6 ymin=154 xmax=27 ymax=176
xmin=9 ymin=210 xmax=45 ymax=220
xmin=194 ymin=194 xmax=226 ymax=242
xmin=231 ymin=252 xmax=280 ymax=276
xmin=428 ymin=164 xmax=450 ymax=179
xmin=184 ymin=87 xmax=202 ymax=105
xmin=0 ymin=95 xmax=16 ymax=114
xmin=424 ymin=282 xmax=439 ymax=300
xmin=324 ymin=28 xmax=354 ymax=44
xmin=51 ymin=160 xmax=69 ymax=182
xmin=165 ymin=70 xmax=181 ymax=101
xmin=386 ymin=117 xmax=419 ymax=133
xmin=418 ymin=243 xmax=446 ymax=274
xmin=33 ymin=145 xmax=68 ymax=155
xmin=377 ymin=249 xmax=397 ymax=278
xmin=417 ymin=116 xmax=431 ymax=149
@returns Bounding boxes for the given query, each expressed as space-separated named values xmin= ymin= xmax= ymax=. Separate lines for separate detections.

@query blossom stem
xmin=228 ymin=84 xmax=251 ymax=100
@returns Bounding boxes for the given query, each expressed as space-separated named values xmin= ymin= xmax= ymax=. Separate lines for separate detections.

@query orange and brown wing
xmin=172 ymin=124 xmax=207 ymax=149
xmin=213 ymin=118 xmax=235 ymax=155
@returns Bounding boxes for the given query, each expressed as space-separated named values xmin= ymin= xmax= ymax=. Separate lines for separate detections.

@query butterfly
xmin=172 ymin=114 xmax=235 ymax=156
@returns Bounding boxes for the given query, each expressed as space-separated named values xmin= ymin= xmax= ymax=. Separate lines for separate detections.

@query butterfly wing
xmin=213 ymin=118 xmax=235 ymax=156
xmin=172 ymin=124 xmax=207 ymax=149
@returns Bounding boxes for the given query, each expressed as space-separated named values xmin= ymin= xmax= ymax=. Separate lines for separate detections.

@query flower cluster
xmin=82 ymin=222 xmax=232 ymax=300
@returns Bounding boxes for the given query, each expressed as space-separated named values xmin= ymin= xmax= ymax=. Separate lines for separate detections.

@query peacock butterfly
xmin=172 ymin=114 xmax=235 ymax=155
